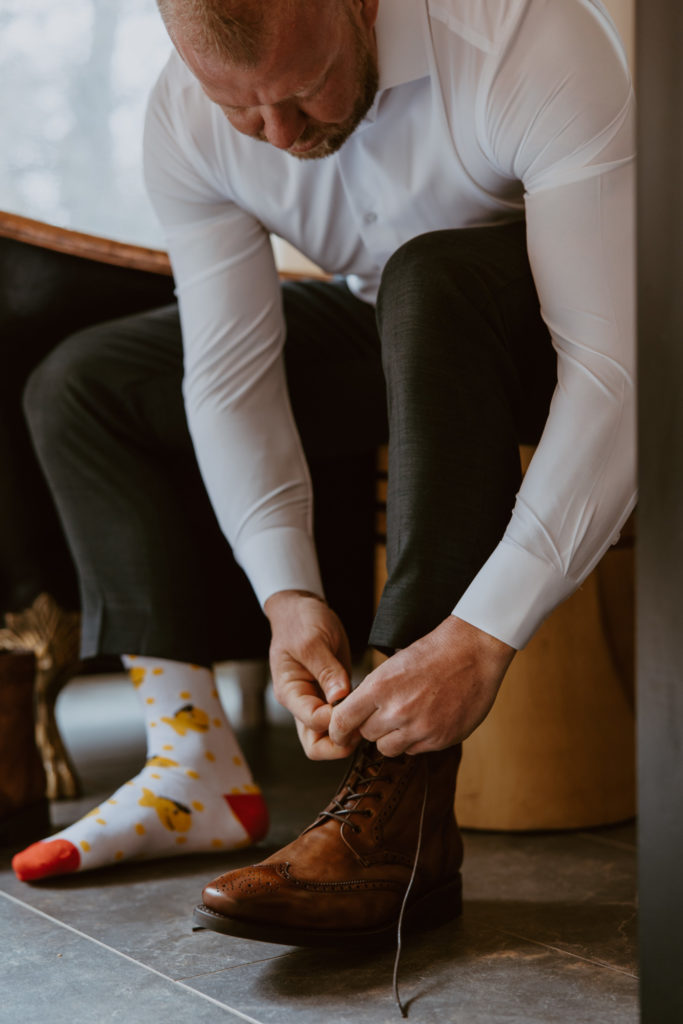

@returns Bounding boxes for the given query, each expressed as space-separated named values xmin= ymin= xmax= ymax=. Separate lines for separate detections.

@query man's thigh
xmin=377 ymin=222 xmax=556 ymax=445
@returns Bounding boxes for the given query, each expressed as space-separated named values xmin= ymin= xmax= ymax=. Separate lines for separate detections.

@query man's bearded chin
xmin=272 ymin=42 xmax=379 ymax=160
xmin=293 ymin=69 xmax=378 ymax=159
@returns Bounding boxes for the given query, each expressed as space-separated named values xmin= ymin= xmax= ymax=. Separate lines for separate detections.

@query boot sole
xmin=0 ymin=798 xmax=51 ymax=848
xmin=193 ymin=874 xmax=462 ymax=947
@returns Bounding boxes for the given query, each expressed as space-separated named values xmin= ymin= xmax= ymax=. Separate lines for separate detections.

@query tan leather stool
xmin=375 ymin=444 xmax=635 ymax=831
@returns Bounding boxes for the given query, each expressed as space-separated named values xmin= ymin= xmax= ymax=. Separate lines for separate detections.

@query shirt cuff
xmin=452 ymin=540 xmax=579 ymax=649
xmin=235 ymin=526 xmax=325 ymax=609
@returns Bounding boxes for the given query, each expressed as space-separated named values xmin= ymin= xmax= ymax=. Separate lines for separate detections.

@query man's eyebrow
xmin=220 ymin=70 xmax=330 ymax=113
xmin=210 ymin=52 xmax=335 ymax=113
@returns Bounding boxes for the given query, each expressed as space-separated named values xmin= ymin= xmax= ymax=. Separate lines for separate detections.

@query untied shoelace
xmin=318 ymin=750 xmax=430 ymax=1018
xmin=392 ymin=771 xmax=429 ymax=1018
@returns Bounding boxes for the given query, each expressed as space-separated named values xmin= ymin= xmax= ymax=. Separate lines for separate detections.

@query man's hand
xmin=328 ymin=616 xmax=516 ymax=757
xmin=265 ymin=590 xmax=358 ymax=761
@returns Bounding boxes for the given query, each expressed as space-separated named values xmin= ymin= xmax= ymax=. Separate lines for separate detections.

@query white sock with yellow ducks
xmin=13 ymin=657 xmax=268 ymax=881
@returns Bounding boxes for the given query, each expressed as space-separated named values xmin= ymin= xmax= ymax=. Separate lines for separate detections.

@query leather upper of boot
xmin=202 ymin=743 xmax=462 ymax=931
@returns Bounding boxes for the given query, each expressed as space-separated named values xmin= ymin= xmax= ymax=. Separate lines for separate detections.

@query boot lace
xmin=317 ymin=750 xmax=391 ymax=832
xmin=392 ymin=771 xmax=428 ymax=1018
xmin=318 ymin=745 xmax=429 ymax=1018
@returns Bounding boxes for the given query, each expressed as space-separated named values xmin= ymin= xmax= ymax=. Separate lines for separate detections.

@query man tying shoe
xmin=14 ymin=0 xmax=634 ymax=955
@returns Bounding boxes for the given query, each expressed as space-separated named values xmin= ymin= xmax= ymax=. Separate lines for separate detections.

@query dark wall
xmin=636 ymin=1 xmax=683 ymax=1020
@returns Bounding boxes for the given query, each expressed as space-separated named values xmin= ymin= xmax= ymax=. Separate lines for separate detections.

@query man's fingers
xmin=280 ymin=684 xmax=328 ymax=729
xmin=278 ymin=674 xmax=347 ymax=734
xmin=375 ymin=729 xmax=411 ymax=758
xmin=298 ymin=639 xmax=350 ymax=705
xmin=308 ymin=735 xmax=359 ymax=760
xmin=267 ymin=593 xmax=353 ymax=711
xmin=295 ymin=718 xmax=359 ymax=761
xmin=312 ymin=703 xmax=363 ymax=750
xmin=310 ymin=703 xmax=332 ymax=733
xmin=328 ymin=685 xmax=377 ymax=746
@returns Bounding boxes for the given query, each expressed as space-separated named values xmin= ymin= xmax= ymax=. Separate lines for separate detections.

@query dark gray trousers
xmin=24 ymin=221 xmax=555 ymax=664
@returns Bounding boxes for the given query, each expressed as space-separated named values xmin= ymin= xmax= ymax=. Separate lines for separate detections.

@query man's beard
xmin=259 ymin=23 xmax=379 ymax=160
xmin=291 ymin=43 xmax=379 ymax=160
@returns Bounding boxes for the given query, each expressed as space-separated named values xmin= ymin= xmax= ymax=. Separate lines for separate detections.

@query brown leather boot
xmin=194 ymin=741 xmax=463 ymax=945
xmin=0 ymin=651 xmax=50 ymax=846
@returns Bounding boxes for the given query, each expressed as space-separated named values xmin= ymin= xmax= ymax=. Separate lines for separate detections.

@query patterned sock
xmin=13 ymin=657 xmax=268 ymax=881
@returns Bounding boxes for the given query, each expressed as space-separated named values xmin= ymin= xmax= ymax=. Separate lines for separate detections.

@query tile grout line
xmin=496 ymin=926 xmax=639 ymax=979
xmin=0 ymin=890 xmax=266 ymax=1024
xmin=176 ymin=949 xmax=297 ymax=983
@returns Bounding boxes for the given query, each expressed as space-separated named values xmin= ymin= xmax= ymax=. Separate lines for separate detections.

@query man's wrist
xmin=264 ymin=588 xmax=326 ymax=623
xmin=446 ymin=615 xmax=516 ymax=669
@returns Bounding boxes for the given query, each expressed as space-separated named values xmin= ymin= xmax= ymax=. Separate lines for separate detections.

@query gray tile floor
xmin=1 ymin=669 xmax=638 ymax=1024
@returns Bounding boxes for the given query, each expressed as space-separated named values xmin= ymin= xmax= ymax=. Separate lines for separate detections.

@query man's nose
xmin=260 ymin=104 xmax=307 ymax=150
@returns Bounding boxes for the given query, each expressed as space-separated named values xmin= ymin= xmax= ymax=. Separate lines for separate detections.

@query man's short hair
xmin=157 ymin=0 xmax=272 ymax=67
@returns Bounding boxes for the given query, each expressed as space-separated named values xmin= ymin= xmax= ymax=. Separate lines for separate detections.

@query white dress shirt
xmin=144 ymin=0 xmax=635 ymax=649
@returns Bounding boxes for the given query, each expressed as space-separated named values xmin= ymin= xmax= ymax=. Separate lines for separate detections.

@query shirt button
xmin=363 ymin=211 xmax=377 ymax=225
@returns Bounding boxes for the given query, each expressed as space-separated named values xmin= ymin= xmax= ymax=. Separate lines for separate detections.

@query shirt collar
xmin=362 ymin=0 xmax=431 ymax=123
xmin=376 ymin=0 xmax=431 ymax=90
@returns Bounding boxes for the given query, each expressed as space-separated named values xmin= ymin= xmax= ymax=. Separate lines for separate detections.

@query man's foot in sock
xmin=12 ymin=657 xmax=268 ymax=881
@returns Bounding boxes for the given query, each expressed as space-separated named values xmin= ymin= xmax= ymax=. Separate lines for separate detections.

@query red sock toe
xmin=224 ymin=793 xmax=269 ymax=842
xmin=12 ymin=838 xmax=81 ymax=881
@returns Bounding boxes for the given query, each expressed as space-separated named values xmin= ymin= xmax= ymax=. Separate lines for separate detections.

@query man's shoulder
xmin=146 ymin=47 xmax=226 ymax=159
xmin=425 ymin=0 xmax=523 ymax=51
xmin=152 ymin=49 xmax=198 ymax=102
xmin=425 ymin=0 xmax=623 ymax=56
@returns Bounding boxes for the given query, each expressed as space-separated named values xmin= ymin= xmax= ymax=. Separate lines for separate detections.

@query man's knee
xmin=378 ymin=229 xmax=486 ymax=323
xmin=378 ymin=231 xmax=450 ymax=308
xmin=23 ymin=324 xmax=109 ymax=453
xmin=377 ymin=224 xmax=529 ymax=362
xmin=378 ymin=223 xmax=528 ymax=316
xmin=377 ymin=230 xmax=481 ymax=368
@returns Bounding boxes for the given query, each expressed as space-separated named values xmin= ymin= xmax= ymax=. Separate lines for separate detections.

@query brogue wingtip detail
xmin=195 ymin=744 xmax=464 ymax=944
